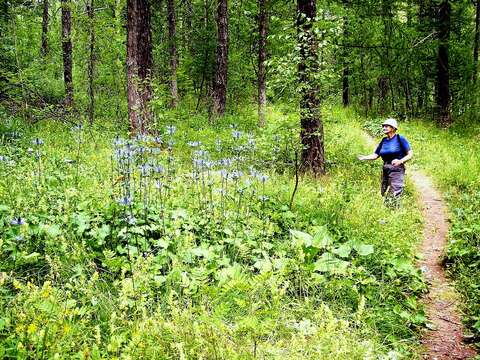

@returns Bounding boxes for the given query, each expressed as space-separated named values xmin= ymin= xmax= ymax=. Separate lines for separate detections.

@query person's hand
xmin=357 ymin=155 xmax=366 ymax=161
xmin=391 ymin=159 xmax=403 ymax=167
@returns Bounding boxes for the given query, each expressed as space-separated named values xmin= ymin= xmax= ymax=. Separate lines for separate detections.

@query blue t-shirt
xmin=375 ymin=134 xmax=411 ymax=164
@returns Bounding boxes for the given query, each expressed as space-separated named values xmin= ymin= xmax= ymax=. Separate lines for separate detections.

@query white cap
xmin=382 ymin=118 xmax=398 ymax=129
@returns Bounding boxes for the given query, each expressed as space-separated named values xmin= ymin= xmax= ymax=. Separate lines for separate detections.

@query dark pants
xmin=381 ymin=164 xmax=405 ymax=197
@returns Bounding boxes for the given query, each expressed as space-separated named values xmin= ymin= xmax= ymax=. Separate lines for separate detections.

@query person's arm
xmin=357 ymin=153 xmax=380 ymax=161
xmin=392 ymin=150 xmax=413 ymax=166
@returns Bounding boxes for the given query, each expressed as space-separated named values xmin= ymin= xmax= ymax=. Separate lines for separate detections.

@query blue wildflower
xmin=232 ymin=130 xmax=242 ymax=140
xmin=166 ymin=125 xmax=176 ymax=136
xmin=188 ymin=141 xmax=201 ymax=147
xmin=32 ymin=138 xmax=44 ymax=146
xmin=10 ymin=217 xmax=26 ymax=226
xmin=118 ymin=196 xmax=133 ymax=206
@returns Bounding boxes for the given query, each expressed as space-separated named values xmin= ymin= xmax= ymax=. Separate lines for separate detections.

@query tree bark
xmin=297 ymin=0 xmax=325 ymax=175
xmin=87 ymin=0 xmax=95 ymax=125
xmin=417 ymin=0 xmax=432 ymax=111
xmin=212 ymin=0 xmax=228 ymax=118
xmin=342 ymin=0 xmax=350 ymax=107
xmin=127 ymin=0 xmax=153 ymax=134
xmin=61 ymin=0 xmax=73 ymax=107
xmin=41 ymin=0 xmax=49 ymax=56
xmin=167 ymin=0 xmax=178 ymax=108
xmin=436 ymin=0 xmax=451 ymax=125
xmin=258 ymin=0 xmax=267 ymax=127
xmin=474 ymin=0 xmax=480 ymax=84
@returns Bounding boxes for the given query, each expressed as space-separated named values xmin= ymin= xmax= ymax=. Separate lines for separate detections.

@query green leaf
xmin=332 ymin=243 xmax=352 ymax=258
xmin=313 ymin=253 xmax=349 ymax=274
xmin=290 ymin=229 xmax=313 ymax=247
xmin=311 ymin=226 xmax=333 ymax=249
xmin=45 ymin=224 xmax=62 ymax=238
xmin=354 ymin=243 xmax=374 ymax=256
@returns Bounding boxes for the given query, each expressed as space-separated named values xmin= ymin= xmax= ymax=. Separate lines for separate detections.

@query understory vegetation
xmin=399 ymin=119 xmax=480 ymax=343
xmin=0 ymin=105 xmax=427 ymax=359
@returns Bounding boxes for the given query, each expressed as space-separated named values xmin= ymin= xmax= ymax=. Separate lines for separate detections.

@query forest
xmin=1 ymin=0 xmax=480 ymax=358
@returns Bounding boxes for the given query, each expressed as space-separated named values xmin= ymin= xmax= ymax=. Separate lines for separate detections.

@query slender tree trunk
xmin=87 ymin=0 xmax=95 ymax=125
xmin=436 ymin=0 xmax=451 ymax=125
xmin=41 ymin=0 xmax=49 ymax=56
xmin=127 ymin=0 xmax=153 ymax=134
xmin=417 ymin=0 xmax=432 ymax=111
xmin=474 ymin=0 xmax=480 ymax=84
xmin=61 ymin=0 xmax=73 ymax=107
xmin=212 ymin=0 xmax=228 ymax=118
xmin=342 ymin=0 xmax=350 ymax=107
xmin=297 ymin=0 xmax=325 ymax=175
xmin=258 ymin=0 xmax=267 ymax=127
xmin=167 ymin=0 xmax=178 ymax=108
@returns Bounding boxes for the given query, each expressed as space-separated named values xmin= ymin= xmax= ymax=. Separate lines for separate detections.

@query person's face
xmin=382 ymin=125 xmax=395 ymax=134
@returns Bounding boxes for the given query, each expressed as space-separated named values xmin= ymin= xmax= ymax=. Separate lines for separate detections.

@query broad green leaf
xmin=45 ymin=224 xmax=61 ymax=238
xmin=332 ymin=243 xmax=352 ymax=258
xmin=290 ymin=229 xmax=312 ymax=247
xmin=354 ymin=243 xmax=374 ymax=256
xmin=311 ymin=226 xmax=333 ymax=249
xmin=313 ymin=252 xmax=349 ymax=274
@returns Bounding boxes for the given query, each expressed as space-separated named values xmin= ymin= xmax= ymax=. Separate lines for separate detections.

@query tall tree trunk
xmin=61 ymin=0 xmax=73 ymax=107
xmin=297 ymin=0 xmax=325 ymax=175
xmin=212 ymin=0 xmax=228 ymax=118
xmin=342 ymin=0 xmax=350 ymax=107
xmin=41 ymin=0 xmax=49 ymax=56
xmin=258 ymin=0 xmax=267 ymax=127
xmin=87 ymin=0 xmax=95 ymax=125
xmin=127 ymin=0 xmax=153 ymax=134
xmin=436 ymin=0 xmax=451 ymax=125
xmin=417 ymin=0 xmax=432 ymax=111
xmin=167 ymin=0 xmax=178 ymax=108
xmin=474 ymin=0 xmax=480 ymax=84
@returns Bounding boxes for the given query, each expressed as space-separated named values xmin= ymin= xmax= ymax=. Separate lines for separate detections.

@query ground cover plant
xmin=396 ymin=119 xmax=480 ymax=346
xmin=0 ymin=105 xmax=426 ymax=358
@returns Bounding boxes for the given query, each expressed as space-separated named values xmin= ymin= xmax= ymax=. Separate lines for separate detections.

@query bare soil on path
xmin=362 ymin=133 xmax=476 ymax=359
xmin=411 ymin=171 xmax=477 ymax=360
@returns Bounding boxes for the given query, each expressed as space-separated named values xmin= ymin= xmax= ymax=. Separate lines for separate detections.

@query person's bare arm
xmin=357 ymin=153 xmax=379 ymax=161
xmin=391 ymin=150 xmax=413 ymax=167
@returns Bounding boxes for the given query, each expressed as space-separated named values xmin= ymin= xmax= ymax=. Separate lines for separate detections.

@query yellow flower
xmin=27 ymin=323 xmax=37 ymax=335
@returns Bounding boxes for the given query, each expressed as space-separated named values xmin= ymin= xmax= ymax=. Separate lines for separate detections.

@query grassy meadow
xmin=0 ymin=105 xmax=428 ymax=359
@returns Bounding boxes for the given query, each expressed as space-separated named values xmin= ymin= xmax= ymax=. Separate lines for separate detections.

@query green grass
xmin=0 ymin=105 xmax=426 ymax=358
xmin=399 ymin=118 xmax=480 ymax=343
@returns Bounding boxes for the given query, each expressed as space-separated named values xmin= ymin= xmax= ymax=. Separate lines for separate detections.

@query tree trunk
xmin=436 ymin=0 xmax=451 ymax=125
xmin=61 ymin=0 xmax=73 ymax=107
xmin=41 ymin=0 xmax=49 ymax=56
xmin=258 ymin=0 xmax=267 ymax=127
xmin=474 ymin=0 xmax=480 ymax=84
xmin=212 ymin=0 xmax=228 ymax=118
xmin=167 ymin=0 xmax=178 ymax=108
xmin=297 ymin=0 xmax=325 ymax=175
xmin=417 ymin=0 xmax=432 ymax=111
xmin=87 ymin=0 xmax=95 ymax=125
xmin=127 ymin=0 xmax=153 ymax=134
xmin=342 ymin=0 xmax=350 ymax=107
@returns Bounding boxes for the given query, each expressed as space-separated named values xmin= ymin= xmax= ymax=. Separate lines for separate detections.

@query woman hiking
xmin=357 ymin=118 xmax=413 ymax=199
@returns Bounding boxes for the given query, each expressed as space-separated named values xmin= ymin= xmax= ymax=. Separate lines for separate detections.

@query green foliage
xmin=0 ymin=105 xmax=428 ymax=357
xmin=401 ymin=119 xmax=480 ymax=345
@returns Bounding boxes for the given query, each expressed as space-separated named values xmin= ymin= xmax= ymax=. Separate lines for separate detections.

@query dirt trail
xmin=362 ymin=133 xmax=476 ymax=359
xmin=411 ymin=171 xmax=476 ymax=360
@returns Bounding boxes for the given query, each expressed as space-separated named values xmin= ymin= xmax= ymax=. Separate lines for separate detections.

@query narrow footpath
xmin=411 ymin=171 xmax=477 ymax=360
xmin=362 ymin=132 xmax=476 ymax=359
